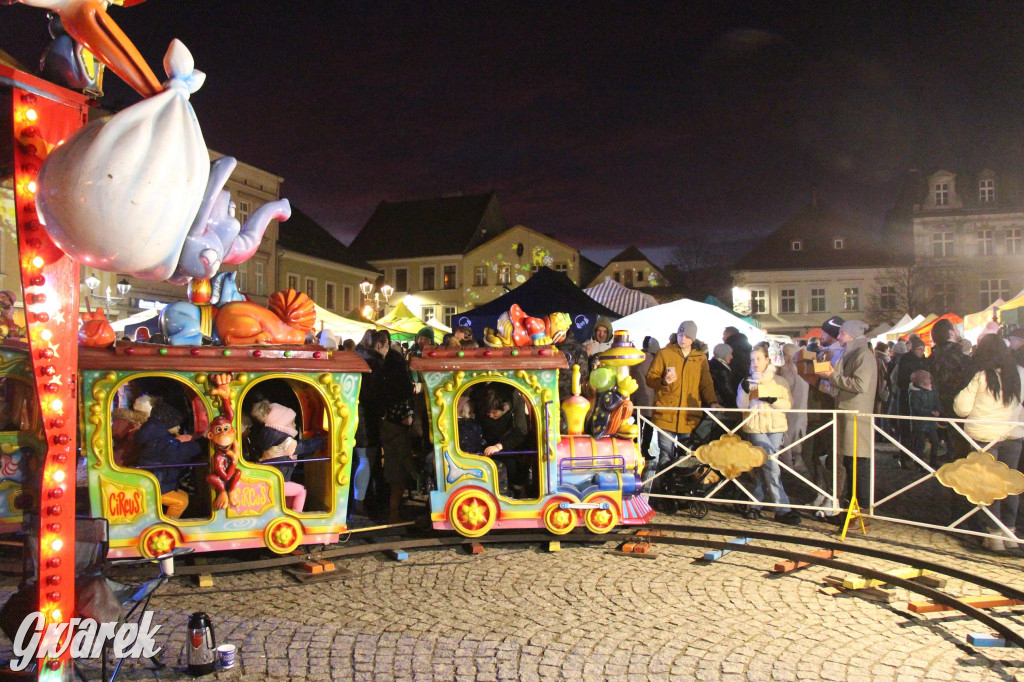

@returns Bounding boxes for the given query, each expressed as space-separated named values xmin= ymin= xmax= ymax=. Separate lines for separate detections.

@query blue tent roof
xmin=458 ymin=267 xmax=618 ymax=342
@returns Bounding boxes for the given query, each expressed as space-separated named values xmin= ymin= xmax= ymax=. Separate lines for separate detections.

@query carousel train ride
xmin=0 ymin=296 xmax=654 ymax=557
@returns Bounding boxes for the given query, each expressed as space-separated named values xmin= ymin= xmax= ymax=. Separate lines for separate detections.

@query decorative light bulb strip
xmin=9 ymin=72 xmax=90 ymax=679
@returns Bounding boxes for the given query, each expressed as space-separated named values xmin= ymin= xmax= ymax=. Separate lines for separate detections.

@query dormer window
xmin=791 ymin=239 xmax=803 ymax=251
xmin=833 ymin=238 xmax=844 ymax=250
xmin=935 ymin=183 xmax=949 ymax=206
xmin=980 ymin=178 xmax=995 ymax=203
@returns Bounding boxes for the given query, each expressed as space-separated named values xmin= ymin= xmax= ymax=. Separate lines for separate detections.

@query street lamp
xmin=359 ymin=278 xmax=372 ymax=298
xmin=116 ymin=279 xmax=131 ymax=298
xmin=359 ymin=279 xmax=394 ymax=319
xmin=84 ymin=273 xmax=100 ymax=292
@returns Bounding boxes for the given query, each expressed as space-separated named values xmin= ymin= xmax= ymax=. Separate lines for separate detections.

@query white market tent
xmin=613 ymin=298 xmax=766 ymax=348
xmin=110 ymin=309 xmax=158 ymax=333
xmin=583 ymin=278 xmax=659 ymax=317
xmin=313 ymin=305 xmax=375 ymax=343
xmin=882 ymin=314 xmax=924 ymax=340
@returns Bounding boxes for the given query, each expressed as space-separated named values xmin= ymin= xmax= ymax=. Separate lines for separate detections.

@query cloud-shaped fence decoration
xmin=936 ymin=451 xmax=1024 ymax=506
xmin=694 ymin=434 xmax=766 ymax=480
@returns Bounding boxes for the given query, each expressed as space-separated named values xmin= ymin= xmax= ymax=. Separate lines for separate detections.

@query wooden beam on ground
xmin=702 ymin=537 xmax=751 ymax=562
xmin=908 ymin=595 xmax=1024 ymax=614
xmin=842 ymin=567 xmax=925 ymax=589
xmin=772 ymin=549 xmax=842 ymax=573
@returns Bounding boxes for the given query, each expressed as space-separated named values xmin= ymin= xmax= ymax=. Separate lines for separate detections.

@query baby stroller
xmin=650 ymin=456 xmax=716 ymax=518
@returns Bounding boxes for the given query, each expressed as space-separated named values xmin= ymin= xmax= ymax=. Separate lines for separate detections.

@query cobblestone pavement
xmin=3 ymin=506 xmax=1024 ymax=681
xmin=3 ymin=439 xmax=1024 ymax=681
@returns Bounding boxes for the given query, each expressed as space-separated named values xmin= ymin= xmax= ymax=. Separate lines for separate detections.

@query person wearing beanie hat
xmin=816 ymin=318 xmax=877 ymax=513
xmin=645 ymin=320 xmax=720 ymax=489
xmin=821 ymin=316 xmax=845 ymax=344
xmin=135 ymin=401 xmax=200 ymax=520
xmin=710 ymin=344 xmax=736 ymax=410
xmin=803 ymin=316 xmax=846 ymax=507
xmin=252 ymin=403 xmax=325 ymax=513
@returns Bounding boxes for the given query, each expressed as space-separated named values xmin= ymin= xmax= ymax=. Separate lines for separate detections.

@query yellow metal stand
xmin=839 ymin=416 xmax=868 ymax=540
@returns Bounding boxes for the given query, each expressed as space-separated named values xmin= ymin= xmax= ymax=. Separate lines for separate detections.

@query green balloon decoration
xmin=589 ymin=367 xmax=616 ymax=392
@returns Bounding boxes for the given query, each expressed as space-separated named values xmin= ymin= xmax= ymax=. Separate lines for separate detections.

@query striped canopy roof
xmin=584 ymin=278 xmax=659 ymax=317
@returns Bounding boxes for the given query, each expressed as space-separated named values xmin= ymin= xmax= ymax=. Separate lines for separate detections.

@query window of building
xmin=980 ymin=178 xmax=995 ymax=203
xmin=932 ymin=232 xmax=954 ymax=258
xmin=287 ymin=273 xmax=298 ymax=291
xmin=422 ymin=266 xmax=435 ymax=291
xmin=613 ymin=271 xmax=621 ymax=283
xmin=833 ymin=238 xmax=844 ymax=250
xmin=305 ymin=277 xmax=316 ymax=302
xmin=880 ymin=286 xmax=897 ymax=311
xmin=254 ymin=259 xmax=265 ymax=296
xmin=934 ymin=281 xmax=957 ymax=311
xmin=624 ymin=270 xmax=633 ymax=287
xmin=394 ymin=268 xmax=408 ymax=292
xmin=442 ymin=306 xmax=456 ymax=328
xmin=325 ymin=282 xmax=336 ymax=310
xmin=751 ymin=290 xmax=767 ymax=314
xmin=443 ymin=265 xmax=457 ymax=289
xmin=1008 ymin=228 xmax=1022 ymax=255
xmin=779 ymin=289 xmax=796 ymax=313
xmin=498 ymin=265 xmax=511 ymax=285
xmin=980 ymin=279 xmax=1010 ymax=308
xmin=978 ymin=229 xmax=994 ymax=256
xmin=343 ymin=285 xmax=351 ymax=312
xmin=474 ymin=266 xmax=487 ymax=286
xmin=555 ymin=263 xmax=569 ymax=273
xmin=843 ymin=287 xmax=859 ymax=311
xmin=810 ymin=288 xmax=826 ymax=313
xmin=791 ymin=240 xmax=802 ymax=251
xmin=236 ymin=263 xmax=248 ymax=291
xmin=237 ymin=200 xmax=251 ymax=224
xmin=935 ymin=183 xmax=949 ymax=206
xmin=421 ymin=305 xmax=436 ymax=323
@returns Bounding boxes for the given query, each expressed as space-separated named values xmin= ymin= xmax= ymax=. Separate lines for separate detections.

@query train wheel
xmin=138 ymin=524 xmax=179 ymax=559
xmin=264 ymin=516 xmax=304 ymax=554
xmin=448 ymin=489 xmax=497 ymax=537
xmin=584 ymin=498 xmax=619 ymax=534
xmin=543 ymin=501 xmax=576 ymax=535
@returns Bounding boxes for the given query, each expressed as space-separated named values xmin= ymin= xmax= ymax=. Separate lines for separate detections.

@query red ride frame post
xmin=3 ymin=63 xmax=90 ymax=680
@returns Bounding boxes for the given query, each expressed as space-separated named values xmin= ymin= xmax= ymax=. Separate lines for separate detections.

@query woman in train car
xmin=476 ymin=383 xmax=531 ymax=495
xmin=252 ymin=403 xmax=324 ymax=513
xmin=135 ymin=403 xmax=202 ymax=520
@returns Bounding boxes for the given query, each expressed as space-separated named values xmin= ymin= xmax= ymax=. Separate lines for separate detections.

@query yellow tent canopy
xmin=375 ymin=301 xmax=445 ymax=343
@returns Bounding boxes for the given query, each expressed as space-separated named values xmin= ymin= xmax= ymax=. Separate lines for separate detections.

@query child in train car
xmin=253 ymin=403 xmax=325 ymax=513
xmin=111 ymin=395 xmax=153 ymax=467
xmin=458 ymin=394 xmax=507 ymax=495
xmin=476 ymin=384 xmax=531 ymax=493
xmin=135 ymin=403 xmax=202 ymax=520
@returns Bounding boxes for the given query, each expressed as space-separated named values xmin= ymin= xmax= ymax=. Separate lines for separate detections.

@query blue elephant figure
xmin=160 ymin=271 xmax=246 ymax=345
xmin=169 ymin=156 xmax=291 ymax=285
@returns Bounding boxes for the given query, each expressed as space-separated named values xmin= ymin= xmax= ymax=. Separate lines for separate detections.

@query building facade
xmin=349 ymin=193 xmax=582 ymax=326
xmin=731 ymin=201 xmax=899 ymax=336
xmin=912 ymin=169 xmax=1024 ymax=313
xmin=586 ymin=246 xmax=669 ymax=289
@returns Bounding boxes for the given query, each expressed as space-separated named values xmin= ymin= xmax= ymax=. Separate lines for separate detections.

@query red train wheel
xmin=138 ymin=524 xmax=179 ymax=558
xmin=543 ymin=501 xmax=576 ymax=535
xmin=448 ymin=489 xmax=497 ymax=537
xmin=584 ymin=498 xmax=619 ymax=534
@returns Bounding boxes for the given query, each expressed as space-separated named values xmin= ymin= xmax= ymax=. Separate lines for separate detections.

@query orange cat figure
xmin=214 ymin=289 xmax=316 ymax=345
xmin=79 ymin=308 xmax=116 ymax=347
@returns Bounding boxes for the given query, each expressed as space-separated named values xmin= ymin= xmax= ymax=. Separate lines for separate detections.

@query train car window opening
xmin=455 ymin=381 xmax=541 ymax=500
xmin=112 ymin=376 xmax=213 ymax=521
xmin=241 ymin=377 xmax=332 ymax=515
xmin=0 ymin=377 xmax=37 ymax=433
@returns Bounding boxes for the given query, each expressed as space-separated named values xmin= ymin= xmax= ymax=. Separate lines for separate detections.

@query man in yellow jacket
xmin=645 ymin=321 xmax=720 ymax=483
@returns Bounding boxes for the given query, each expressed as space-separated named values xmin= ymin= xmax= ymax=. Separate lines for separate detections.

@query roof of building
xmin=911 ymin=168 xmax=1024 ymax=212
xmin=734 ymin=200 xmax=898 ymax=271
xmin=607 ymin=245 xmax=653 ymax=263
xmin=277 ymin=207 xmax=378 ymax=272
xmin=348 ymin=192 xmax=506 ymax=261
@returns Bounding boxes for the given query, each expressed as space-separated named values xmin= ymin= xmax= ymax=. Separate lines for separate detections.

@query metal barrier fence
xmin=634 ymin=405 xmax=1024 ymax=545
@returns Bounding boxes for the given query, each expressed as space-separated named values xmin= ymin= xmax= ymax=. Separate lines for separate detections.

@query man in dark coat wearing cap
xmin=803 ymin=315 xmax=844 ymax=510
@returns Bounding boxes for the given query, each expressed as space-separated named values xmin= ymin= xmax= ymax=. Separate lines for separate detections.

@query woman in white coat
xmin=953 ymin=333 xmax=1024 ymax=552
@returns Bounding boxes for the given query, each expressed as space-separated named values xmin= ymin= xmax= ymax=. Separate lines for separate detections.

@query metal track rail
xmin=148 ymin=522 xmax=1024 ymax=647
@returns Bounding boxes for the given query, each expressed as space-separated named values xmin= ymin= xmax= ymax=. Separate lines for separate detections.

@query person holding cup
xmin=645 ymin=320 xmax=720 ymax=485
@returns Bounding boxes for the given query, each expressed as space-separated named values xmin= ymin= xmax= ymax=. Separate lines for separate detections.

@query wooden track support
xmin=842 ymin=567 xmax=928 ymax=589
xmin=820 ymin=576 xmax=896 ymax=603
xmin=909 ymin=595 xmax=1024 ymax=614
xmin=610 ymin=541 xmax=658 ymax=559
xmin=772 ymin=549 xmax=842 ymax=573
xmin=702 ymin=538 xmax=751 ymax=562
xmin=967 ymin=632 xmax=1019 ymax=648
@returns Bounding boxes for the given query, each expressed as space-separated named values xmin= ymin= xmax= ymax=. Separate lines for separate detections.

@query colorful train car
xmin=0 ymin=341 xmax=46 ymax=534
xmin=411 ymin=346 xmax=654 ymax=537
xmin=78 ymin=342 xmax=367 ymax=557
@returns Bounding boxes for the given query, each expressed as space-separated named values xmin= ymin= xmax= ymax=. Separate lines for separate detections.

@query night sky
xmin=4 ymin=1 xmax=1024 ymax=267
